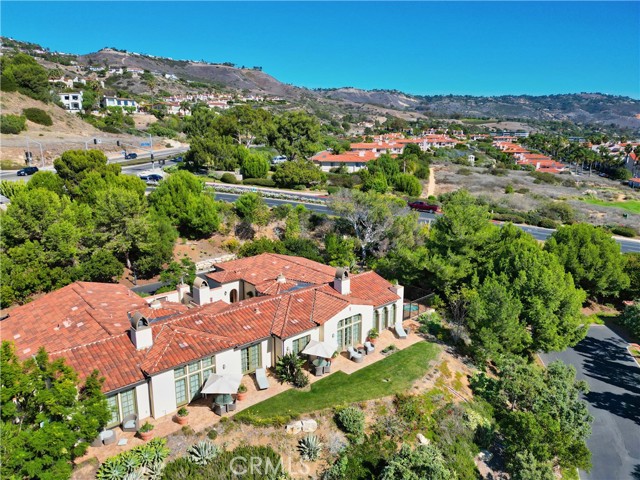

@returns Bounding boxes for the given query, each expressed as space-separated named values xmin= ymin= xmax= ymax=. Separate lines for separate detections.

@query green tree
xmin=324 ymin=232 xmax=357 ymax=267
xmin=622 ymin=252 xmax=640 ymax=299
xmin=272 ymin=160 xmax=325 ymax=188
xmin=393 ymin=173 xmax=422 ymax=196
xmin=79 ymin=249 xmax=124 ymax=283
xmin=0 ymin=114 xmax=26 ymax=134
xmin=53 ymin=149 xmax=117 ymax=195
xmin=241 ymin=152 xmax=269 ymax=178
xmin=381 ymin=444 xmax=456 ymax=480
xmin=361 ymin=171 xmax=388 ymax=193
xmin=619 ymin=301 xmax=640 ymax=339
xmin=27 ymin=171 xmax=65 ymax=196
xmin=160 ymin=258 xmax=196 ymax=289
xmin=235 ymin=192 xmax=270 ymax=226
xmin=545 ymin=223 xmax=629 ymax=299
xmin=269 ymin=111 xmax=321 ymax=161
xmin=0 ymin=341 xmax=110 ymax=479
xmin=0 ymin=53 xmax=51 ymax=101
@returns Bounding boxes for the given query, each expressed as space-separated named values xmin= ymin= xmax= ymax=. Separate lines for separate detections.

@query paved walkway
xmin=79 ymin=321 xmax=422 ymax=463
xmin=540 ymin=325 xmax=640 ymax=480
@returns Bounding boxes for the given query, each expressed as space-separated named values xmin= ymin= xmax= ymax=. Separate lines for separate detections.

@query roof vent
xmin=149 ymin=300 xmax=162 ymax=310
xmin=243 ymin=325 xmax=252 ymax=330
xmin=254 ymin=308 xmax=261 ymax=314
xmin=179 ymin=342 xmax=189 ymax=349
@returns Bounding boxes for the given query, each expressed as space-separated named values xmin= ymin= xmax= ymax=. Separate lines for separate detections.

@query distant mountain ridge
xmin=3 ymin=37 xmax=639 ymax=130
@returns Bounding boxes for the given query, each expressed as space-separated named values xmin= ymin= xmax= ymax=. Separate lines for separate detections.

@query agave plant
xmin=144 ymin=460 xmax=166 ymax=480
xmin=148 ymin=438 xmax=170 ymax=464
xmin=136 ymin=448 xmax=155 ymax=469
xmin=96 ymin=457 xmax=127 ymax=480
xmin=121 ymin=453 xmax=142 ymax=474
xmin=187 ymin=440 xmax=220 ymax=466
xmin=123 ymin=470 xmax=144 ymax=480
xmin=298 ymin=435 xmax=323 ymax=461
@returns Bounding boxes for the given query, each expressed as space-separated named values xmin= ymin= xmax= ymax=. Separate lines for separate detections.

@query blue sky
xmin=2 ymin=1 xmax=639 ymax=98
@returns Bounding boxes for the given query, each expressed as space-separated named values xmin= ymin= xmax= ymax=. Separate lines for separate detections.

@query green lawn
xmin=581 ymin=198 xmax=640 ymax=214
xmin=234 ymin=341 xmax=439 ymax=425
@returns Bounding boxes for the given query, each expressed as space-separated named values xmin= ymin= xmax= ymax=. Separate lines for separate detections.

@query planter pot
xmin=368 ymin=338 xmax=378 ymax=345
xmin=236 ymin=392 xmax=247 ymax=401
xmin=174 ymin=415 xmax=189 ymax=425
xmin=138 ymin=430 xmax=154 ymax=441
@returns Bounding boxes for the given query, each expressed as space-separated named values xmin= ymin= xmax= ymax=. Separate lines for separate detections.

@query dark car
xmin=17 ymin=166 xmax=39 ymax=176
xmin=173 ymin=156 xmax=183 ymax=162
xmin=124 ymin=153 xmax=138 ymax=160
xmin=407 ymin=201 xmax=439 ymax=213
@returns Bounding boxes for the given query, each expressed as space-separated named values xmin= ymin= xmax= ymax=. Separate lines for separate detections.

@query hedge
xmin=242 ymin=178 xmax=276 ymax=187
xmin=219 ymin=173 xmax=239 ymax=184
xmin=0 ymin=114 xmax=26 ymax=134
xmin=22 ymin=108 xmax=53 ymax=126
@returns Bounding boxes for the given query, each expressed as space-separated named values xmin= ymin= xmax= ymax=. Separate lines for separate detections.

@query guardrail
xmin=206 ymin=183 xmax=329 ymax=205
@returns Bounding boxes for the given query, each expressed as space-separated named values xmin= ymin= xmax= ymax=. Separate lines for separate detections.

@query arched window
xmin=391 ymin=303 xmax=397 ymax=326
xmin=374 ymin=310 xmax=380 ymax=331
xmin=230 ymin=289 xmax=238 ymax=303
xmin=383 ymin=307 xmax=389 ymax=329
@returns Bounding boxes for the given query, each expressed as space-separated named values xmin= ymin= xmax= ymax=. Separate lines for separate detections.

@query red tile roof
xmin=311 ymin=150 xmax=378 ymax=163
xmin=1 ymin=256 xmax=401 ymax=392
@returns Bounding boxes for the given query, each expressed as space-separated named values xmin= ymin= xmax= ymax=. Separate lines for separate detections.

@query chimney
xmin=129 ymin=312 xmax=153 ymax=350
xmin=276 ymin=273 xmax=286 ymax=284
xmin=333 ymin=267 xmax=350 ymax=295
xmin=177 ymin=283 xmax=190 ymax=303
xmin=192 ymin=277 xmax=210 ymax=306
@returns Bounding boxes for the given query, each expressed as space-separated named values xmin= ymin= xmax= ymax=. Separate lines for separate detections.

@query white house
xmin=101 ymin=96 xmax=139 ymax=112
xmin=0 ymin=254 xmax=404 ymax=427
xmin=311 ymin=150 xmax=378 ymax=173
xmin=58 ymin=91 xmax=83 ymax=112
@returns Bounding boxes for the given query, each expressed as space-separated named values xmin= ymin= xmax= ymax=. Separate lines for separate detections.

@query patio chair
xmin=255 ymin=367 xmax=270 ymax=390
xmin=314 ymin=365 xmax=324 ymax=376
xmin=394 ymin=323 xmax=408 ymax=339
xmin=323 ymin=362 xmax=331 ymax=374
xmin=121 ymin=413 xmax=139 ymax=432
xmin=91 ymin=429 xmax=117 ymax=447
xmin=364 ymin=341 xmax=375 ymax=354
xmin=348 ymin=346 xmax=364 ymax=363
xmin=213 ymin=403 xmax=227 ymax=416
xmin=227 ymin=400 xmax=237 ymax=412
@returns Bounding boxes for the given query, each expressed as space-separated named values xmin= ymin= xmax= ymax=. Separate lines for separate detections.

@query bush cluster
xmin=219 ymin=172 xmax=239 ymax=184
xmin=0 ymin=114 xmax=26 ymax=134
xmin=22 ymin=107 xmax=52 ymax=126
xmin=242 ymin=177 xmax=276 ymax=187
xmin=335 ymin=406 xmax=365 ymax=438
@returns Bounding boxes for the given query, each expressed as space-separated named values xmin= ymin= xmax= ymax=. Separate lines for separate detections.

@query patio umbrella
xmin=301 ymin=339 xmax=337 ymax=359
xmin=201 ymin=373 xmax=243 ymax=394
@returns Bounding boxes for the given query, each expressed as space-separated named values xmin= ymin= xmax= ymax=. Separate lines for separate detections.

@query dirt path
xmin=426 ymin=165 xmax=436 ymax=197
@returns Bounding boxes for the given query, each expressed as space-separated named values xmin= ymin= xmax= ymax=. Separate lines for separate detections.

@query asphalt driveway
xmin=540 ymin=325 xmax=640 ymax=480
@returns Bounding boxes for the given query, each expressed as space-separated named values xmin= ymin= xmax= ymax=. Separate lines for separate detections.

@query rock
xmin=417 ymin=433 xmax=430 ymax=445
xmin=301 ymin=419 xmax=318 ymax=433
xmin=285 ymin=421 xmax=302 ymax=435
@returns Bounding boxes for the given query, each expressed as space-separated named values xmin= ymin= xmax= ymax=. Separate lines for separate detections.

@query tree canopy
xmin=545 ymin=223 xmax=629 ymax=298
xmin=1 ymin=341 xmax=110 ymax=479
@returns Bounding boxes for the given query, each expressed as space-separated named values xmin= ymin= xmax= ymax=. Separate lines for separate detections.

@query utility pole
xmin=25 ymin=138 xmax=44 ymax=167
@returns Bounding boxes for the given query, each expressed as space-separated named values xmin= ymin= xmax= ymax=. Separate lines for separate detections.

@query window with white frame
xmin=174 ymin=356 xmax=216 ymax=406
xmin=291 ymin=335 xmax=311 ymax=355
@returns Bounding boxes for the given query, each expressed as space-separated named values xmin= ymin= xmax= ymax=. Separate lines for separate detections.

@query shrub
xmin=0 ymin=114 xmax=26 ymax=134
xmin=537 ymin=217 xmax=559 ymax=229
xmin=96 ymin=438 xmax=169 ymax=479
xmin=516 ymin=187 xmax=530 ymax=194
xmin=187 ymin=440 xmax=220 ymax=466
xmin=293 ymin=368 xmax=310 ymax=388
xmin=221 ymin=238 xmax=240 ymax=252
xmin=610 ymin=225 xmax=637 ymax=238
xmin=393 ymin=173 xmax=422 ymax=196
xmin=200 ymin=445 xmax=285 ymax=478
xmin=335 ymin=406 xmax=365 ymax=437
xmin=457 ymin=167 xmax=472 ymax=176
xmin=275 ymin=351 xmax=305 ymax=384
xmin=530 ymin=171 xmax=560 ymax=185
xmin=219 ymin=172 xmax=239 ymax=184
xmin=298 ymin=435 xmax=323 ymax=461
xmin=241 ymin=154 xmax=269 ymax=179
xmin=22 ymin=108 xmax=53 ymax=126
xmin=162 ymin=457 xmax=200 ymax=478
xmin=610 ymin=167 xmax=632 ymax=181
xmin=207 ymin=429 xmax=218 ymax=441
xmin=242 ymin=177 xmax=276 ymax=187
xmin=504 ymin=184 xmax=514 ymax=194
xmin=327 ymin=185 xmax=339 ymax=195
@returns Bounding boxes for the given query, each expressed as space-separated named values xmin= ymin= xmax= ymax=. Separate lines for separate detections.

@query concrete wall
xmin=149 ymin=370 xmax=176 ymax=419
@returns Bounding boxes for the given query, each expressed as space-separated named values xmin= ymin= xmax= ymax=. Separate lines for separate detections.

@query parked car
xmin=124 ymin=153 xmax=138 ymax=160
xmin=407 ymin=201 xmax=439 ymax=213
xmin=173 ymin=156 xmax=183 ymax=162
xmin=17 ymin=166 xmax=39 ymax=176
xmin=139 ymin=174 xmax=163 ymax=184
xmin=271 ymin=155 xmax=287 ymax=165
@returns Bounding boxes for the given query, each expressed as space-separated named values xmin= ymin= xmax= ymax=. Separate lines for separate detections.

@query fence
xmin=403 ymin=292 xmax=436 ymax=321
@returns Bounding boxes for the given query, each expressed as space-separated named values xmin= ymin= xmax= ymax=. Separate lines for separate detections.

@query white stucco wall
xmin=149 ymin=370 xmax=177 ymax=419
xmin=321 ymin=304 xmax=374 ymax=350
xmin=135 ymin=383 xmax=152 ymax=420
xmin=281 ymin=329 xmax=320 ymax=355
xmin=215 ymin=348 xmax=242 ymax=375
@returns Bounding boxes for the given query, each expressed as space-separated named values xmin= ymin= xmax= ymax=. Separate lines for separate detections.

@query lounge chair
xmin=348 ymin=346 xmax=364 ymax=363
xmin=91 ymin=430 xmax=117 ymax=447
xmin=255 ymin=367 xmax=270 ymax=390
xmin=364 ymin=341 xmax=375 ymax=354
xmin=121 ymin=414 xmax=139 ymax=432
xmin=395 ymin=323 xmax=408 ymax=339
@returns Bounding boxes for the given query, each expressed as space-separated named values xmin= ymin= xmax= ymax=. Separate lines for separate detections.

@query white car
xmin=271 ymin=155 xmax=287 ymax=165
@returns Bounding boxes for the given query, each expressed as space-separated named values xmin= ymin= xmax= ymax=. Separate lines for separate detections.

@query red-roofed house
xmin=0 ymin=254 xmax=404 ymax=426
xmin=311 ymin=150 xmax=379 ymax=172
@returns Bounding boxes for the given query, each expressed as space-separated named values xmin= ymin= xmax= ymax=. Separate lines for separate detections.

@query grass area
xmin=581 ymin=197 xmax=640 ymax=214
xmin=0 ymin=159 xmax=26 ymax=170
xmin=235 ymin=341 xmax=440 ymax=425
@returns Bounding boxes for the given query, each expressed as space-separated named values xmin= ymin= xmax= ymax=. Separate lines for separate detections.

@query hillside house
xmin=311 ymin=150 xmax=378 ymax=172
xmin=58 ymin=91 xmax=83 ymax=112
xmin=0 ymin=254 xmax=404 ymax=427
xmin=101 ymin=96 xmax=139 ymax=112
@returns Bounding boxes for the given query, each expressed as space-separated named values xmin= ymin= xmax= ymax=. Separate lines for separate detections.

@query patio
xmin=77 ymin=320 xmax=422 ymax=463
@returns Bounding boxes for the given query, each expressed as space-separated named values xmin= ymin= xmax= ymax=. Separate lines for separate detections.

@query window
xmin=382 ymin=307 xmax=389 ymax=329
xmin=241 ymin=344 xmax=261 ymax=374
xmin=106 ymin=388 xmax=137 ymax=428
xmin=336 ymin=314 xmax=362 ymax=350
xmin=374 ymin=310 xmax=380 ymax=331
xmin=72 ymin=95 xmax=78 ymax=100
xmin=64 ymin=95 xmax=69 ymax=100
xmin=291 ymin=335 xmax=311 ymax=355
xmin=391 ymin=303 xmax=397 ymax=326
xmin=174 ymin=356 xmax=216 ymax=406
xmin=230 ymin=289 xmax=238 ymax=303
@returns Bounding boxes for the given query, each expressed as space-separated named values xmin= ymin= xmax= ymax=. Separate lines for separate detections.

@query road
xmin=540 ymin=326 xmax=640 ymax=480
xmin=0 ymin=147 xmax=187 ymax=182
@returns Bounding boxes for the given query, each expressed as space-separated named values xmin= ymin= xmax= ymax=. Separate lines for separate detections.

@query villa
xmin=0 ymin=253 xmax=404 ymax=429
